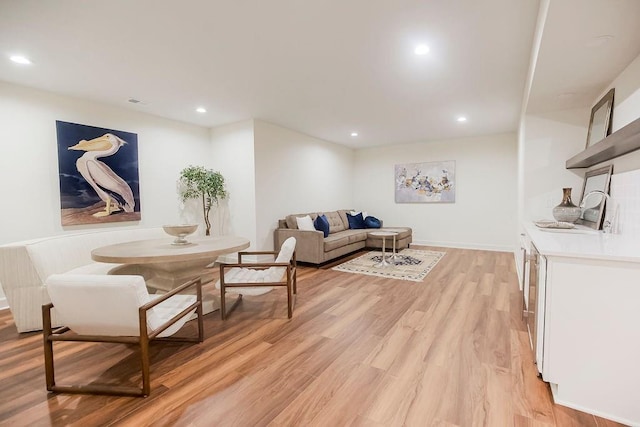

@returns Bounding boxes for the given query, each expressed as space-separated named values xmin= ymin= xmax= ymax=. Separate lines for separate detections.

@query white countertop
xmin=524 ymin=222 xmax=640 ymax=263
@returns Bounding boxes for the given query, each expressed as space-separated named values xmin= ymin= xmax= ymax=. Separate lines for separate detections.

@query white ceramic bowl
xmin=162 ymin=224 xmax=198 ymax=245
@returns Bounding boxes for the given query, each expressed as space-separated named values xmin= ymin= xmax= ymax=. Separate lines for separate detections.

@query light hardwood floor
xmin=0 ymin=246 xmax=625 ymax=426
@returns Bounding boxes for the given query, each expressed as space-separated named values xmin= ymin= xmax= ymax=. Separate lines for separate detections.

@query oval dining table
xmin=92 ymin=235 xmax=250 ymax=314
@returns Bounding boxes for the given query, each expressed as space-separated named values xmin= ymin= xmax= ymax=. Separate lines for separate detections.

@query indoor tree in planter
xmin=178 ymin=166 xmax=227 ymax=236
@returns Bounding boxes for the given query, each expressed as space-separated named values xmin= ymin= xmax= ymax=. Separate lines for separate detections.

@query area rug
xmin=332 ymin=248 xmax=445 ymax=282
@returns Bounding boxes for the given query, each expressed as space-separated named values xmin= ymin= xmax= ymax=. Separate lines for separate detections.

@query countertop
xmin=524 ymin=222 xmax=640 ymax=263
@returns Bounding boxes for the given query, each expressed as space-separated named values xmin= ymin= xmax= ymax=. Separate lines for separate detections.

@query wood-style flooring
xmin=0 ymin=246 xmax=625 ymax=426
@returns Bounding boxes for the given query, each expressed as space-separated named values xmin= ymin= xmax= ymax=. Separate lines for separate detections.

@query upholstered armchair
xmin=43 ymin=274 xmax=203 ymax=397
xmin=216 ymin=237 xmax=297 ymax=319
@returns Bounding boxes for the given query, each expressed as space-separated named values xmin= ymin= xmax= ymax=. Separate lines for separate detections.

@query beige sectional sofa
xmin=274 ymin=209 xmax=412 ymax=264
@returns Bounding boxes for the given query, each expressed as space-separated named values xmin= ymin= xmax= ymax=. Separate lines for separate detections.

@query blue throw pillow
xmin=314 ymin=214 xmax=330 ymax=237
xmin=347 ymin=212 xmax=366 ymax=229
xmin=364 ymin=216 xmax=382 ymax=228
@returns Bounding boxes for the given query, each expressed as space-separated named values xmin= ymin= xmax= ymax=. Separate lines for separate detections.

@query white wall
xmin=589 ymin=52 xmax=640 ymax=174
xmin=585 ymin=52 xmax=640 ymax=237
xmin=521 ymin=108 xmax=587 ymax=222
xmin=608 ymin=52 xmax=640 ymax=134
xmin=353 ymin=133 xmax=518 ymax=251
xmin=253 ymin=120 xmax=354 ymax=250
xmin=519 ymin=53 xmax=640 ymax=223
xmin=0 ymin=82 xmax=212 ymax=245
xmin=0 ymin=81 xmax=212 ymax=301
xmin=210 ymin=120 xmax=257 ymax=250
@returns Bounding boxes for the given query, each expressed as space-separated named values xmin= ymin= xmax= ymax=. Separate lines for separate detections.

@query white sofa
xmin=0 ymin=228 xmax=167 ymax=333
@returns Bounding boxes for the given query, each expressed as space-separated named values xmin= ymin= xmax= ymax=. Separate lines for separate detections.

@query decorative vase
xmin=552 ymin=188 xmax=582 ymax=223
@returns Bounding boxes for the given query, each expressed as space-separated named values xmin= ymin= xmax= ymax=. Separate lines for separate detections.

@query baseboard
xmin=0 ymin=297 xmax=8 ymax=311
xmin=411 ymin=239 xmax=517 ymax=253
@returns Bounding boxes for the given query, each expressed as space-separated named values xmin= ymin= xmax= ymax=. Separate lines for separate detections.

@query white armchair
xmin=216 ymin=237 xmax=297 ymax=319
xmin=43 ymin=274 xmax=203 ymax=397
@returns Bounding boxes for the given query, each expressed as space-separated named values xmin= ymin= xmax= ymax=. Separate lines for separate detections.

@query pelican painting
xmin=56 ymin=121 xmax=141 ymax=225
xmin=68 ymin=133 xmax=135 ymax=217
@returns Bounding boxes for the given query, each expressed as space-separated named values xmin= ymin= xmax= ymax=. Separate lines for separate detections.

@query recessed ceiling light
xmin=414 ymin=44 xmax=430 ymax=55
xmin=457 ymin=116 xmax=467 ymax=122
xmin=351 ymin=132 xmax=358 ymax=137
xmin=9 ymin=55 xmax=32 ymax=65
xmin=196 ymin=107 xmax=207 ymax=113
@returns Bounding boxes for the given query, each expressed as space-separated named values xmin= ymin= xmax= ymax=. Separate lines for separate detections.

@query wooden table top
xmin=91 ymin=235 xmax=250 ymax=264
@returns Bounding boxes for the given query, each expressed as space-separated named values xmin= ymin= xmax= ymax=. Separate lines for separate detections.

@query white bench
xmin=0 ymin=228 xmax=167 ymax=333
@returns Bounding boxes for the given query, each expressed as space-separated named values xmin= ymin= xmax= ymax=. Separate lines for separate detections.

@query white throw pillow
xmin=296 ymin=215 xmax=315 ymax=231
xmin=350 ymin=210 xmax=368 ymax=218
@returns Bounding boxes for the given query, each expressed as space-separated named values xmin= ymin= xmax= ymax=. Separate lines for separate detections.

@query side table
xmin=368 ymin=231 xmax=398 ymax=268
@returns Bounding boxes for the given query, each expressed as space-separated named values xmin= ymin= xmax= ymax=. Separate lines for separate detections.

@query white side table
xmin=368 ymin=231 xmax=398 ymax=268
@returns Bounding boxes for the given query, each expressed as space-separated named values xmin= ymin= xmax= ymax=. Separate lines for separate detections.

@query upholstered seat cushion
xmin=323 ymin=230 xmax=367 ymax=252
xmin=215 ymin=237 xmax=296 ymax=296
xmin=215 ymin=267 xmax=278 ymax=296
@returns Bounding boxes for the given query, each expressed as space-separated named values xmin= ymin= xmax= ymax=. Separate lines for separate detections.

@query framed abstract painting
xmin=395 ymin=160 xmax=455 ymax=203
xmin=56 ymin=121 xmax=141 ymax=225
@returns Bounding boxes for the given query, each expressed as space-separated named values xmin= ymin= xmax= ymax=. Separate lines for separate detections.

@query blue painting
xmin=395 ymin=160 xmax=455 ymax=203
xmin=56 ymin=121 xmax=141 ymax=225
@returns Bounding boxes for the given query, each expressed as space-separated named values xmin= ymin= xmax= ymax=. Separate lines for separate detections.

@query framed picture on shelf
xmin=585 ymin=88 xmax=615 ymax=148
xmin=576 ymin=165 xmax=613 ymax=230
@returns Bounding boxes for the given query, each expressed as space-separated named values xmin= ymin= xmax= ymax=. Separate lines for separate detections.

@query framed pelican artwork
xmin=56 ymin=121 xmax=141 ymax=225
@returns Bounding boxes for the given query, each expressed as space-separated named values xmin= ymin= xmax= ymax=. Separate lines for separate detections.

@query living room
xmin=1 ymin=1 xmax=640 ymax=425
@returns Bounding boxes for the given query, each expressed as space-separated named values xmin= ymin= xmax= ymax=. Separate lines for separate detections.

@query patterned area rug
xmin=332 ymin=249 xmax=445 ymax=282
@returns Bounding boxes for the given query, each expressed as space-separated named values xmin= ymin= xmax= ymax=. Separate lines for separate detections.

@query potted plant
xmin=178 ymin=166 xmax=227 ymax=236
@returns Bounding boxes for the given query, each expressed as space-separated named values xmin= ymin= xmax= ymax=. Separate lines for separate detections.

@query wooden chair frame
xmin=220 ymin=250 xmax=297 ymax=320
xmin=43 ymin=278 xmax=204 ymax=397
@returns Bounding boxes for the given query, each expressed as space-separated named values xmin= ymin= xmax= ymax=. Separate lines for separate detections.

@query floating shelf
xmin=566 ymin=116 xmax=640 ymax=169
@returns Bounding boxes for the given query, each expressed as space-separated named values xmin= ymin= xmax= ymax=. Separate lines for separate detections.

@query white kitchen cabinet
xmin=524 ymin=224 xmax=640 ymax=426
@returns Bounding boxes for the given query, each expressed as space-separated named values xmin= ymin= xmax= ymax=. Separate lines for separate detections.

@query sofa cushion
xmin=313 ymin=214 xmax=330 ymax=237
xmin=346 ymin=230 xmax=368 ymax=244
xmin=323 ymin=233 xmax=350 ymax=252
xmin=347 ymin=212 xmax=365 ymax=229
xmin=350 ymin=210 xmax=368 ymax=219
xmin=364 ymin=216 xmax=382 ymax=228
xmin=285 ymin=212 xmax=318 ymax=229
xmin=325 ymin=211 xmax=346 ymax=234
xmin=323 ymin=230 xmax=367 ymax=252
xmin=337 ymin=210 xmax=352 ymax=230
xmin=296 ymin=215 xmax=315 ymax=231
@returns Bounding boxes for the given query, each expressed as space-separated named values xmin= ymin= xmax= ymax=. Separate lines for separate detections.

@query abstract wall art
xmin=56 ymin=121 xmax=141 ymax=225
xmin=395 ymin=160 xmax=455 ymax=203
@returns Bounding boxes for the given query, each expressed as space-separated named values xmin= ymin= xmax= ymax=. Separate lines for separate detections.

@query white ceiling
xmin=0 ymin=1 xmax=638 ymax=148
xmin=527 ymin=0 xmax=640 ymax=114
